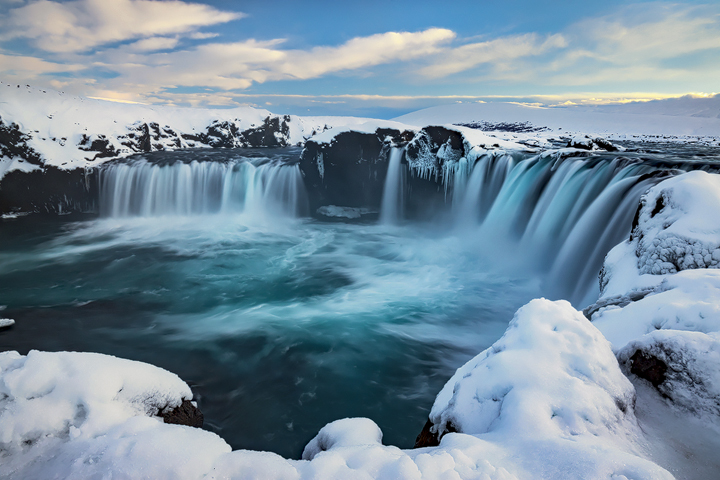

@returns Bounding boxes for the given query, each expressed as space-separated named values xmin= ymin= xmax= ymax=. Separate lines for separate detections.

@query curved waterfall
xmin=99 ymin=157 xmax=308 ymax=218
xmin=100 ymin=148 xmax=677 ymax=306
xmin=406 ymin=150 xmax=666 ymax=305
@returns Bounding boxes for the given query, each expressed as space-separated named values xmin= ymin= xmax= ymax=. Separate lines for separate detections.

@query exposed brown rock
xmin=629 ymin=350 xmax=668 ymax=387
xmin=414 ymin=419 xmax=457 ymax=448
xmin=160 ymin=399 xmax=204 ymax=428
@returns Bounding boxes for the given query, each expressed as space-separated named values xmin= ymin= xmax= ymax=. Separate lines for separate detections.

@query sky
xmin=1 ymin=0 xmax=719 ymax=117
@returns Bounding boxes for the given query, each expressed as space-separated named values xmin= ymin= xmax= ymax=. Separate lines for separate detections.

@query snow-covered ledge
xmin=2 ymin=171 xmax=720 ymax=479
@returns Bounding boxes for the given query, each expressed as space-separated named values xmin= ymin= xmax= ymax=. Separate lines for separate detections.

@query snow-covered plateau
xmin=1 ymin=87 xmax=720 ymax=479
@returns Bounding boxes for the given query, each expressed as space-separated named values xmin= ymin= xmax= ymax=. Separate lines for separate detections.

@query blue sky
xmin=1 ymin=0 xmax=719 ymax=117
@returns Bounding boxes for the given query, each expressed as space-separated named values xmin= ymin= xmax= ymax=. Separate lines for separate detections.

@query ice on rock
xmin=588 ymin=171 xmax=720 ymax=349
xmin=630 ymin=171 xmax=720 ymax=276
xmin=618 ymin=330 xmax=720 ymax=423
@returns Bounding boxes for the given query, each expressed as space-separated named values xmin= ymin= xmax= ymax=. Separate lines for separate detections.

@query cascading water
xmin=406 ymin=150 xmax=668 ymax=305
xmin=5 ymin=142 xmax=717 ymax=460
xmin=99 ymin=156 xmax=308 ymax=218
xmin=379 ymin=148 xmax=405 ymax=225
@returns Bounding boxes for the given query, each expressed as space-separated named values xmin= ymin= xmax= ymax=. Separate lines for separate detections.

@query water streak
xmin=380 ymin=148 xmax=405 ymax=225
xmin=99 ymin=157 xmax=308 ymax=218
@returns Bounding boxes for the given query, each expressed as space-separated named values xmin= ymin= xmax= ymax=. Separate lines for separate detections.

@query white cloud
xmin=417 ymin=33 xmax=566 ymax=78
xmin=1 ymin=0 xmax=242 ymax=52
xmin=128 ymin=36 xmax=179 ymax=52
xmin=2 ymin=2 xmax=718 ymax=109
xmin=277 ymin=29 xmax=456 ymax=80
xmin=0 ymin=53 xmax=83 ymax=79
xmin=189 ymin=32 xmax=219 ymax=40
xmin=90 ymin=29 xmax=456 ymax=91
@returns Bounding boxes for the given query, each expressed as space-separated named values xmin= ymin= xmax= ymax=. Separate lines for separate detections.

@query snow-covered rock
xmin=587 ymin=171 xmax=720 ymax=348
xmin=618 ymin=331 xmax=720 ymax=422
xmin=567 ymin=135 xmax=621 ymax=152
xmin=583 ymin=170 xmax=720 ymax=469
xmin=417 ymin=299 xmax=671 ymax=479
xmin=0 ymin=82 xmax=371 ymax=176
xmin=629 ymin=171 xmax=720 ymax=275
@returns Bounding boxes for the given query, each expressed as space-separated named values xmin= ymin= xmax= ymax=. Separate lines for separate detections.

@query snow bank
xmin=1 ymin=301 xmax=675 ymax=479
xmin=423 ymin=299 xmax=669 ymax=479
xmin=0 ymin=350 xmax=192 ymax=445
xmin=0 ymin=350 xmax=230 ymax=479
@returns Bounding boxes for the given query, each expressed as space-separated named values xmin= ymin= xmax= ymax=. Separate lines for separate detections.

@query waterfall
xmin=99 ymin=157 xmax=308 ymax=218
xmin=442 ymin=151 xmax=663 ymax=305
xmin=380 ymin=148 xmax=405 ymax=225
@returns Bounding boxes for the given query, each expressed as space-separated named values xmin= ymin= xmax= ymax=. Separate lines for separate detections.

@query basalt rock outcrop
xmin=299 ymin=126 xmax=475 ymax=219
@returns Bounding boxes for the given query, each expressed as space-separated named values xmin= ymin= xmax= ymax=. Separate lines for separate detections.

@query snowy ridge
xmin=0 ymin=82 xmax=374 ymax=176
xmin=393 ymin=99 xmax=720 ymax=144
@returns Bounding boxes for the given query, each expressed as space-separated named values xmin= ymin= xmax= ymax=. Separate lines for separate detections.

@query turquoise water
xmin=4 ymin=144 xmax=714 ymax=457
xmin=0 ymin=213 xmax=539 ymax=457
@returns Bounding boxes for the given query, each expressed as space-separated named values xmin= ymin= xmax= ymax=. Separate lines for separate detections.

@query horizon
xmin=1 ymin=0 xmax=719 ymax=118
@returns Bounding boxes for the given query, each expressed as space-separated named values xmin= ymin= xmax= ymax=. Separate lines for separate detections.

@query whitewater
xmin=2 ymin=141 xmax=718 ymax=464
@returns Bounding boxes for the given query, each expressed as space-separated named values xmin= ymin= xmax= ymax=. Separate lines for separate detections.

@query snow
xmin=0 ymin=303 xmax=675 ymax=479
xmin=426 ymin=299 xmax=670 ymax=480
xmin=578 ymin=171 xmax=720 ymax=477
xmin=589 ymin=171 xmax=720 ymax=349
xmin=0 ymin=82 xmax=374 ymax=176
xmin=393 ymin=98 xmax=720 ymax=142
xmin=307 ymin=120 xmax=416 ymax=145
xmin=618 ymin=330 xmax=720 ymax=422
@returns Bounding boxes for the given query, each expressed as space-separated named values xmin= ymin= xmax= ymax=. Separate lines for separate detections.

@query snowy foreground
xmin=2 ymin=172 xmax=720 ymax=479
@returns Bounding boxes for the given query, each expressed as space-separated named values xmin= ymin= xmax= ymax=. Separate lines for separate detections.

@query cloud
xmin=1 ymin=0 xmax=242 ymax=52
xmin=277 ymin=29 xmax=456 ymax=80
xmin=417 ymin=33 xmax=566 ymax=78
xmin=90 ymin=28 xmax=456 ymax=91
xmin=128 ymin=36 xmax=179 ymax=52
xmin=1 ymin=1 xmax=718 ymax=110
xmin=0 ymin=53 xmax=83 ymax=79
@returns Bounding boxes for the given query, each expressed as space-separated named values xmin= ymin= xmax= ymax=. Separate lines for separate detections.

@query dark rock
xmin=243 ymin=115 xmax=292 ymax=147
xmin=414 ymin=419 xmax=457 ymax=448
xmin=0 ymin=117 xmax=43 ymax=166
xmin=79 ymin=134 xmax=119 ymax=160
xmin=0 ymin=165 xmax=98 ymax=215
xmin=299 ymin=129 xmax=407 ymax=214
xmin=567 ymin=136 xmax=619 ymax=151
xmin=629 ymin=350 xmax=668 ymax=387
xmin=650 ymin=195 xmax=665 ymax=218
xmin=160 ymin=399 xmax=204 ymax=428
